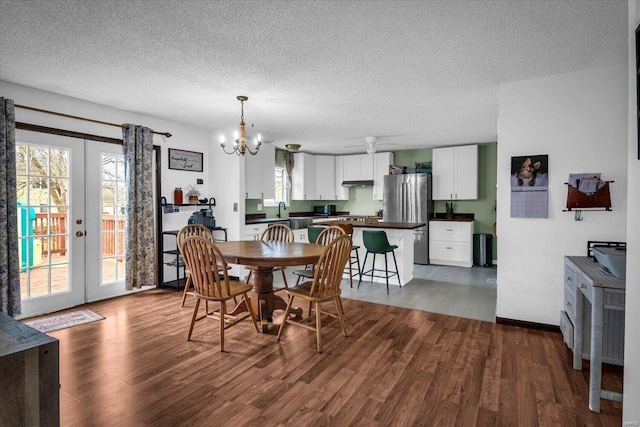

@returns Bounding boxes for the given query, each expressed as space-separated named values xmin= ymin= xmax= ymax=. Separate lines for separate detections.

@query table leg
xmin=227 ymin=266 xmax=302 ymax=332
xmin=589 ymin=287 xmax=603 ymax=413
xmin=573 ymin=287 xmax=584 ymax=370
xmin=273 ymin=295 xmax=303 ymax=318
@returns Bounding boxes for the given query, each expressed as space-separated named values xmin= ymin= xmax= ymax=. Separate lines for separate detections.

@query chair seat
xmin=196 ymin=280 xmax=253 ymax=301
xmin=287 ymin=281 xmax=341 ymax=302
xmin=368 ymin=244 xmax=398 ymax=254
xmin=292 ymin=268 xmax=315 ymax=279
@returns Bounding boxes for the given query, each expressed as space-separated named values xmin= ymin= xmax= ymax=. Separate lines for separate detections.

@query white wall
xmin=496 ymin=65 xmax=628 ymax=325
xmin=624 ymin=1 xmax=640 ymax=423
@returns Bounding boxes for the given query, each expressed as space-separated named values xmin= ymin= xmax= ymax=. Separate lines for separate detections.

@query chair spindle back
xmin=310 ymin=234 xmax=352 ymax=299
xmin=261 ymin=224 xmax=294 ymax=243
xmin=180 ymin=236 xmax=231 ymax=299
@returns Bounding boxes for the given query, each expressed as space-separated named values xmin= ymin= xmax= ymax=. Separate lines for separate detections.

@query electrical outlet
xmin=196 ymin=179 xmax=203 ymax=185
xmin=257 ymin=203 xmax=262 ymax=211
xmin=233 ymin=202 xmax=238 ymax=212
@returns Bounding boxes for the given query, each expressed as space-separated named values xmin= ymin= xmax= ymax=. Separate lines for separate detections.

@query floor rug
xmin=23 ymin=309 xmax=104 ymax=333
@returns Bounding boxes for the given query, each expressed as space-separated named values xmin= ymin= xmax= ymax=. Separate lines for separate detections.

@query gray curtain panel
xmin=0 ymin=97 xmax=21 ymax=316
xmin=122 ymin=124 xmax=156 ymax=290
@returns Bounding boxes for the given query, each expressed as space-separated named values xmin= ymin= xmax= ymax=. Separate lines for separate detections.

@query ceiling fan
xmin=343 ymin=136 xmax=402 ymax=154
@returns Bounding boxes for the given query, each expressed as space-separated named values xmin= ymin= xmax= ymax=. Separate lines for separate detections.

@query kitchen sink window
xmin=264 ymin=166 xmax=289 ymax=207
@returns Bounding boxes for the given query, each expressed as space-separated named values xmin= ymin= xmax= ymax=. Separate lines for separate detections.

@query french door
xmin=85 ymin=142 xmax=128 ymax=302
xmin=17 ymin=132 xmax=86 ymax=318
xmin=17 ymin=132 xmax=137 ymax=317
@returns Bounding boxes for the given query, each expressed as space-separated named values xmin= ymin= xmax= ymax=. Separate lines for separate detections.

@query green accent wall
xmin=246 ymin=143 xmax=498 ymax=260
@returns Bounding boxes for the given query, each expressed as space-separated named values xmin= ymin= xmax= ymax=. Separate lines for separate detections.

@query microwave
xmin=314 ymin=204 xmax=336 ymax=216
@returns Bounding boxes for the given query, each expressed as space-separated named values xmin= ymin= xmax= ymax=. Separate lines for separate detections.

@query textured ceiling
xmin=0 ymin=0 xmax=628 ymax=154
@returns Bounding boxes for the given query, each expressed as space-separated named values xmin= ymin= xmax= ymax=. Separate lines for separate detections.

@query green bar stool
xmin=358 ymin=230 xmax=401 ymax=295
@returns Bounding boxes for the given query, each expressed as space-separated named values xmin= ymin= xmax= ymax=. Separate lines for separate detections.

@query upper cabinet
xmin=315 ymin=155 xmax=336 ymax=200
xmin=334 ymin=156 xmax=349 ymax=200
xmin=292 ymin=152 xmax=316 ymax=200
xmin=343 ymin=154 xmax=373 ymax=181
xmin=245 ymin=143 xmax=275 ymax=199
xmin=372 ymin=152 xmax=394 ymax=201
xmin=432 ymin=144 xmax=478 ymax=200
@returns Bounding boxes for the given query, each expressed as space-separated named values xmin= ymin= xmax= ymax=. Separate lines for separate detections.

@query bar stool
xmin=334 ymin=223 xmax=361 ymax=288
xmin=358 ymin=230 xmax=401 ymax=295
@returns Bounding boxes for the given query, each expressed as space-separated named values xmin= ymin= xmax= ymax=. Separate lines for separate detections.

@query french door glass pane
xmin=100 ymin=153 xmax=126 ymax=286
xmin=17 ymin=143 xmax=71 ymax=299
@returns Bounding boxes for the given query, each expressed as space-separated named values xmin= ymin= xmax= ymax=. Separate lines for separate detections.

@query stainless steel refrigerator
xmin=383 ymin=174 xmax=433 ymax=264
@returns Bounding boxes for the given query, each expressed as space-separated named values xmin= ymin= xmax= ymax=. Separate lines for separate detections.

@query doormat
xmin=23 ymin=309 xmax=104 ymax=333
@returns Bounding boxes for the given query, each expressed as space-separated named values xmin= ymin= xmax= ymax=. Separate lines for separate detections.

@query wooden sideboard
xmin=560 ymin=256 xmax=625 ymax=413
xmin=0 ymin=312 xmax=60 ymax=426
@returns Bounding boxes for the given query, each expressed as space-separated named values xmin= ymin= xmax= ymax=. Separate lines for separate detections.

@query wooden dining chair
xmin=177 ymin=224 xmax=215 ymax=307
xmin=248 ymin=224 xmax=294 ymax=291
xmin=292 ymin=226 xmax=345 ymax=286
xmin=277 ymin=233 xmax=352 ymax=353
xmin=180 ymin=236 xmax=259 ymax=352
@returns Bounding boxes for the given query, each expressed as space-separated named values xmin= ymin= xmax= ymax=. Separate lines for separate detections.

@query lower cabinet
xmin=428 ymin=220 xmax=473 ymax=267
xmin=244 ymin=224 xmax=268 ymax=241
xmin=293 ymin=228 xmax=309 ymax=243
xmin=242 ymin=223 xmax=268 ymax=280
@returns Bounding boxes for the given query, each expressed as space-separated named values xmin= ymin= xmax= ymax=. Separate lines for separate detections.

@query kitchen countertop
xmin=430 ymin=213 xmax=475 ymax=222
xmin=314 ymin=220 xmax=426 ymax=230
xmin=245 ymin=214 xmax=345 ymax=225
xmin=430 ymin=218 xmax=474 ymax=222
xmin=245 ymin=217 xmax=290 ymax=225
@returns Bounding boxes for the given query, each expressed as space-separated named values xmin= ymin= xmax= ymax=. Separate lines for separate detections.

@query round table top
xmin=215 ymin=240 xmax=324 ymax=267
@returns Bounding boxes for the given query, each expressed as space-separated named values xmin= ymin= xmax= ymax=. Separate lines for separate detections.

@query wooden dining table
xmin=215 ymin=240 xmax=325 ymax=332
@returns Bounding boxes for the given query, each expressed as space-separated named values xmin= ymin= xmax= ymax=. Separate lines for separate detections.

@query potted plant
xmin=185 ymin=184 xmax=200 ymax=204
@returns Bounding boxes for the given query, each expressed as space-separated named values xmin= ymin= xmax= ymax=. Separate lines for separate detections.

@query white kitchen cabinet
xmin=359 ymin=154 xmax=374 ymax=180
xmin=342 ymin=154 xmax=373 ymax=182
xmin=244 ymin=142 xmax=275 ymax=199
xmin=432 ymin=144 xmax=478 ymax=200
xmin=372 ymin=152 xmax=394 ymax=200
xmin=242 ymin=223 xmax=269 ymax=280
xmin=334 ymin=156 xmax=349 ymax=200
xmin=429 ymin=220 xmax=474 ymax=267
xmin=342 ymin=155 xmax=359 ymax=181
xmin=244 ymin=223 xmax=268 ymax=241
xmin=315 ymin=155 xmax=336 ymax=200
xmin=292 ymin=152 xmax=316 ymax=200
xmin=293 ymin=227 xmax=309 ymax=243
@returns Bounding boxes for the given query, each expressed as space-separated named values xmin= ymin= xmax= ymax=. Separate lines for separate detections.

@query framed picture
xmin=168 ymin=148 xmax=203 ymax=172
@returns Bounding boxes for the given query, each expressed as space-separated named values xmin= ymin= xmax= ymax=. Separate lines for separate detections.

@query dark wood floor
xmin=43 ymin=289 xmax=622 ymax=426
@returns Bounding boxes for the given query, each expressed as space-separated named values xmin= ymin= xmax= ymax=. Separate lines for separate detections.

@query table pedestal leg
xmin=227 ymin=266 xmax=303 ymax=332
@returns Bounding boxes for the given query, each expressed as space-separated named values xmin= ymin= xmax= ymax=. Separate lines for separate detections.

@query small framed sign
xmin=168 ymin=148 xmax=203 ymax=172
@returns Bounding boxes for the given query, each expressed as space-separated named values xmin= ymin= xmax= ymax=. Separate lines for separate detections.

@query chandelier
xmin=219 ymin=96 xmax=261 ymax=156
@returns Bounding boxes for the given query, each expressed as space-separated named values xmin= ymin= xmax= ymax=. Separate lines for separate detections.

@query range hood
xmin=341 ymin=180 xmax=374 ymax=187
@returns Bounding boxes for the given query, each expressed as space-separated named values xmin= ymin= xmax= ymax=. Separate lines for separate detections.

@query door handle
xmin=76 ymin=231 xmax=84 ymax=237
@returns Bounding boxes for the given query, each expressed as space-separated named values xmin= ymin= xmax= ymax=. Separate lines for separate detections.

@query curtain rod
xmin=15 ymin=104 xmax=172 ymax=138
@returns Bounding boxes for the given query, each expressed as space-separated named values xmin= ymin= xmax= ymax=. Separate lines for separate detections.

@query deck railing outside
xmin=33 ymin=213 xmax=125 ymax=256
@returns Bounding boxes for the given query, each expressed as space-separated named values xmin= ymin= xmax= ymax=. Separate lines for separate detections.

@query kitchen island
xmin=315 ymin=220 xmax=426 ymax=286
